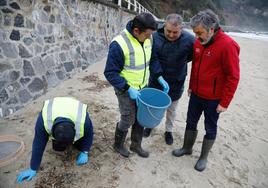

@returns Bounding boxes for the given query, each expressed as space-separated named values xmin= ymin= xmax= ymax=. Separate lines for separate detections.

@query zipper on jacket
xmin=196 ymin=49 xmax=205 ymax=95
xmin=213 ymin=78 xmax=217 ymax=95
xmin=141 ymin=46 xmax=147 ymax=89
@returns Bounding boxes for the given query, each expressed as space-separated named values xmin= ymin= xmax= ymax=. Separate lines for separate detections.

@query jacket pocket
xmin=213 ymin=78 xmax=217 ymax=95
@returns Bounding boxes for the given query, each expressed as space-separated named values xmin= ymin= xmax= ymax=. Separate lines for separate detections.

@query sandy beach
xmin=0 ymin=35 xmax=268 ymax=188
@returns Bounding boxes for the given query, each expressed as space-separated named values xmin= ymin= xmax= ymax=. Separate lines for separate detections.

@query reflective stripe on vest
xmin=113 ymin=29 xmax=152 ymax=89
xmin=42 ymin=97 xmax=87 ymax=141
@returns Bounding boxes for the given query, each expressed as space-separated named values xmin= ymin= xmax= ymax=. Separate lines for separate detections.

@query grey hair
xmin=165 ymin=13 xmax=183 ymax=26
xmin=190 ymin=9 xmax=219 ymax=30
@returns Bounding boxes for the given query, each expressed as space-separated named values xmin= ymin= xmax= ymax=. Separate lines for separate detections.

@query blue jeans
xmin=186 ymin=93 xmax=220 ymax=140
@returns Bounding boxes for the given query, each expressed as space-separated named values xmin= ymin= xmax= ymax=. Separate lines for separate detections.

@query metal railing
xmin=109 ymin=0 xmax=158 ymax=19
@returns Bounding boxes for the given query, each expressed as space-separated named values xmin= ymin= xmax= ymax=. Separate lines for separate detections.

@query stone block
xmin=0 ymin=81 xmax=7 ymax=90
xmin=13 ymin=59 xmax=22 ymax=69
xmin=43 ymin=54 xmax=55 ymax=68
xmin=59 ymin=52 xmax=66 ymax=62
xmin=0 ymin=89 xmax=8 ymax=104
xmin=32 ymin=56 xmax=45 ymax=74
xmin=68 ymin=30 xmax=73 ymax=38
xmin=0 ymin=0 xmax=7 ymax=6
xmin=23 ymin=37 xmax=34 ymax=46
xmin=32 ymin=10 xmax=48 ymax=22
xmin=1 ymin=8 xmax=13 ymax=13
xmin=20 ymin=77 xmax=31 ymax=86
xmin=6 ymin=97 xmax=18 ymax=105
xmin=35 ymin=36 xmax=44 ymax=45
xmin=7 ymin=82 xmax=21 ymax=93
xmin=76 ymin=60 xmax=82 ymax=68
xmin=18 ymin=89 xmax=31 ymax=103
xmin=10 ymin=30 xmax=20 ymax=41
xmin=61 ymin=43 xmax=69 ymax=50
xmin=1 ymin=42 xmax=19 ymax=58
xmin=28 ymin=77 xmax=45 ymax=93
xmin=14 ymin=14 xmax=24 ymax=27
xmin=18 ymin=44 xmax=32 ymax=58
xmin=9 ymin=2 xmax=20 ymax=10
xmin=26 ymin=18 xmax=35 ymax=29
xmin=9 ymin=70 xmax=20 ymax=81
xmin=34 ymin=44 xmax=42 ymax=55
xmin=37 ymin=24 xmax=46 ymax=35
xmin=56 ymin=70 xmax=65 ymax=80
xmin=4 ymin=14 xmax=12 ymax=26
xmin=47 ymin=25 xmax=53 ymax=34
xmin=0 ymin=62 xmax=13 ymax=72
xmin=43 ymin=5 xmax=51 ymax=13
xmin=64 ymin=61 xmax=74 ymax=72
xmin=23 ymin=60 xmax=35 ymax=76
xmin=49 ymin=15 xmax=55 ymax=23
xmin=45 ymin=70 xmax=59 ymax=86
xmin=44 ymin=35 xmax=55 ymax=43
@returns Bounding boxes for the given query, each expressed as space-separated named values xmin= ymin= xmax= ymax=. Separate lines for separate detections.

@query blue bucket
xmin=137 ymin=88 xmax=171 ymax=128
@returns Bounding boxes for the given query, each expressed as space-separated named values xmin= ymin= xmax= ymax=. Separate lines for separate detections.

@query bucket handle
xmin=136 ymin=97 xmax=139 ymax=107
xmin=147 ymin=106 xmax=162 ymax=121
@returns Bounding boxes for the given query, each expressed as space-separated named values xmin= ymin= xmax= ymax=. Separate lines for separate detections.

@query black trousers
xmin=186 ymin=93 xmax=220 ymax=140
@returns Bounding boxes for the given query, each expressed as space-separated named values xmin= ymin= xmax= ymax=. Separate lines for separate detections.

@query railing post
xmin=118 ymin=0 xmax=122 ymax=7
xmin=134 ymin=0 xmax=137 ymax=12
xmin=127 ymin=0 xmax=131 ymax=10
xmin=114 ymin=0 xmax=155 ymax=18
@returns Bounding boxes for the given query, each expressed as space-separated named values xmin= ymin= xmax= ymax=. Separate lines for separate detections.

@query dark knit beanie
xmin=52 ymin=118 xmax=75 ymax=145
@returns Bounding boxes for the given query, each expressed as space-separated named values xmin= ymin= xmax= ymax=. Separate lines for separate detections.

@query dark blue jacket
xmin=149 ymin=27 xmax=194 ymax=101
xmin=104 ymin=21 xmax=162 ymax=91
xmin=30 ymin=112 xmax=93 ymax=170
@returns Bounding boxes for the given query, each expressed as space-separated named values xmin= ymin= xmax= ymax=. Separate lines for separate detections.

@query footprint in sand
xmin=168 ymin=172 xmax=189 ymax=186
xmin=221 ymin=150 xmax=249 ymax=187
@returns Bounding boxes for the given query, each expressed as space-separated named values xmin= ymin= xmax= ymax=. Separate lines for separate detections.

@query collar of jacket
xmin=202 ymin=27 xmax=222 ymax=47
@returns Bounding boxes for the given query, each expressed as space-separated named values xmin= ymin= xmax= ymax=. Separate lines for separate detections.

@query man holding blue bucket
xmin=104 ymin=13 xmax=169 ymax=158
xmin=144 ymin=14 xmax=195 ymax=145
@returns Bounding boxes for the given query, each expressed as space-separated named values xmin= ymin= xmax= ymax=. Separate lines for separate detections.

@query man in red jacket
xmin=172 ymin=9 xmax=240 ymax=172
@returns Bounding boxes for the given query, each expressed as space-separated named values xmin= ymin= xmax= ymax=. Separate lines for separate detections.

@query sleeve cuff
xmin=122 ymin=84 xmax=130 ymax=92
xmin=154 ymin=73 xmax=162 ymax=79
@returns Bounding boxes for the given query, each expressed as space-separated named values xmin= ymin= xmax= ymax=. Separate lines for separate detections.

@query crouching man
xmin=17 ymin=97 xmax=93 ymax=183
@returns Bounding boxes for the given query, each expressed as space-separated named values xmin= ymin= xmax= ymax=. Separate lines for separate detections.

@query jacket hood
xmin=126 ymin=20 xmax=133 ymax=35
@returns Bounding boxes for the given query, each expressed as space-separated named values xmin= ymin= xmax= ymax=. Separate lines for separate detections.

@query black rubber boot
xmin=172 ymin=130 xmax=198 ymax=157
xmin=165 ymin=131 xmax=173 ymax=145
xmin=143 ymin=128 xmax=152 ymax=137
xmin=114 ymin=124 xmax=130 ymax=157
xmin=130 ymin=122 xmax=149 ymax=158
xmin=194 ymin=137 xmax=215 ymax=172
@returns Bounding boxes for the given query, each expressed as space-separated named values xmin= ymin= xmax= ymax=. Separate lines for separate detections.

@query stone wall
xmin=0 ymin=0 xmax=134 ymax=117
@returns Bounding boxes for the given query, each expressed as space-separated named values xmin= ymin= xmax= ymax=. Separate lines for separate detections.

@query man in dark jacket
xmin=104 ymin=13 xmax=169 ymax=158
xmin=144 ymin=14 xmax=195 ymax=145
xmin=172 ymin=9 xmax=240 ymax=172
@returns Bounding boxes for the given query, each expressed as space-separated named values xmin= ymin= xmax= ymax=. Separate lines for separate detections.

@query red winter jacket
xmin=189 ymin=29 xmax=240 ymax=108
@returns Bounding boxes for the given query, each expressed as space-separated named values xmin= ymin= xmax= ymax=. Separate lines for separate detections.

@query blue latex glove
xmin=76 ymin=151 xmax=88 ymax=166
xmin=17 ymin=168 xmax=37 ymax=183
xmin=128 ymin=87 xmax=140 ymax=100
xmin=158 ymin=76 xmax=170 ymax=93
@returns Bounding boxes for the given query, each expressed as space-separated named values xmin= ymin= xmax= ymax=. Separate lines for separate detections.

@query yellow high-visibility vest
xmin=113 ymin=29 xmax=152 ymax=90
xmin=42 ymin=97 xmax=87 ymax=141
